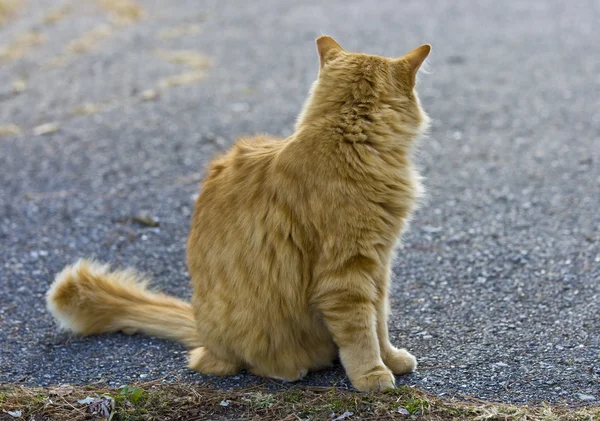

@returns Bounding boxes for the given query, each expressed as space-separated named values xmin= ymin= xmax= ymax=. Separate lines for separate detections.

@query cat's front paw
xmin=383 ymin=348 xmax=417 ymax=374
xmin=351 ymin=366 xmax=395 ymax=392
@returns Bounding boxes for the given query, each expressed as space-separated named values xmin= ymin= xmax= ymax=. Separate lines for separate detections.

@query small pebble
xmin=575 ymin=393 xmax=596 ymax=401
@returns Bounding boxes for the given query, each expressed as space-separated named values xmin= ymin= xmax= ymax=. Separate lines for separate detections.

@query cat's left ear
xmin=398 ymin=44 xmax=431 ymax=86
xmin=316 ymin=36 xmax=344 ymax=67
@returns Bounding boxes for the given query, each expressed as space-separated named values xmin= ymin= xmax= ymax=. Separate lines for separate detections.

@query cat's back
xmin=204 ymin=135 xmax=283 ymax=187
xmin=191 ymin=135 xmax=284 ymax=216
xmin=187 ymin=134 xmax=297 ymax=279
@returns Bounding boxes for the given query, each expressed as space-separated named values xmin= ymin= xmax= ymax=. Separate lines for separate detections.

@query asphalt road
xmin=1 ymin=0 xmax=599 ymax=407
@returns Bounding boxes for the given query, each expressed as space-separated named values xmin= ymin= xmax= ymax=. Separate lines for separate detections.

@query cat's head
xmin=297 ymin=36 xmax=431 ymax=137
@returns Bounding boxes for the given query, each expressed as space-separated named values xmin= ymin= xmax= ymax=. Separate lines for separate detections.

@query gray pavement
xmin=1 ymin=0 xmax=599 ymax=406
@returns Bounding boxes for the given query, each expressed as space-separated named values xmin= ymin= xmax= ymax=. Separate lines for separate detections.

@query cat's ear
xmin=398 ymin=44 xmax=431 ymax=85
xmin=316 ymin=36 xmax=344 ymax=67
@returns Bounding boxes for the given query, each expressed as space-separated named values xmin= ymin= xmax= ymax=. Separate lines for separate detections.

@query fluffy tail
xmin=46 ymin=259 xmax=202 ymax=348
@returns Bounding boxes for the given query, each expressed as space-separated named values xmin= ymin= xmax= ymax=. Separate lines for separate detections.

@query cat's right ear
xmin=398 ymin=44 xmax=431 ymax=86
xmin=316 ymin=36 xmax=344 ymax=67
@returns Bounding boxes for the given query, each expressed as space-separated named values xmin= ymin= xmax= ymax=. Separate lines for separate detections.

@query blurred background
xmin=1 ymin=0 xmax=599 ymax=406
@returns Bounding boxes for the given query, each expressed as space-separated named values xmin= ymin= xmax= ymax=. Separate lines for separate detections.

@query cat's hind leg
xmin=188 ymin=347 xmax=241 ymax=375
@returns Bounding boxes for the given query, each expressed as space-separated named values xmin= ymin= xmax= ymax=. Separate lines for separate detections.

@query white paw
xmin=384 ymin=348 xmax=417 ymax=374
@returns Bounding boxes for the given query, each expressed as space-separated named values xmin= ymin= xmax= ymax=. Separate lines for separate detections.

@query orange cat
xmin=47 ymin=36 xmax=431 ymax=392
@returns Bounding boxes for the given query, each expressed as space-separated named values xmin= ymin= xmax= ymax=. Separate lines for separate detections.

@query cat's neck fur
xmin=294 ymin=79 xmax=428 ymax=159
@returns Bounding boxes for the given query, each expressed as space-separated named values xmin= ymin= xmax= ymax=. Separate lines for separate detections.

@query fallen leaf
xmin=131 ymin=214 xmax=160 ymax=227
xmin=88 ymin=396 xmax=114 ymax=418
xmin=33 ymin=122 xmax=60 ymax=136
xmin=332 ymin=411 xmax=354 ymax=421
xmin=397 ymin=407 xmax=409 ymax=415
xmin=124 ymin=387 xmax=144 ymax=403
xmin=3 ymin=409 xmax=22 ymax=418
xmin=77 ymin=397 xmax=95 ymax=405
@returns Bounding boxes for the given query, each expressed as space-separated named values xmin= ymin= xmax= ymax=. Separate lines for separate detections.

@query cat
xmin=46 ymin=36 xmax=431 ymax=392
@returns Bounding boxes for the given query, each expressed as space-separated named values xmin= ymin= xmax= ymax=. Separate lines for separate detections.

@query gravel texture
xmin=1 ymin=0 xmax=599 ymax=406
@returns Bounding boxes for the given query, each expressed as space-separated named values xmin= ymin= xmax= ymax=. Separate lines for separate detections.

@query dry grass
xmin=98 ymin=0 xmax=143 ymax=25
xmin=154 ymin=50 xmax=212 ymax=90
xmin=0 ymin=31 xmax=46 ymax=61
xmin=42 ymin=4 xmax=72 ymax=25
xmin=0 ymin=0 xmax=22 ymax=25
xmin=45 ymin=1 xmax=141 ymax=66
xmin=0 ymin=124 xmax=22 ymax=136
xmin=157 ymin=23 xmax=203 ymax=40
xmin=157 ymin=71 xmax=206 ymax=89
xmin=72 ymin=102 xmax=106 ymax=115
xmin=0 ymin=383 xmax=597 ymax=421
xmin=67 ymin=24 xmax=113 ymax=54
xmin=23 ymin=189 xmax=75 ymax=200
xmin=46 ymin=24 xmax=112 ymax=68
xmin=155 ymin=50 xmax=212 ymax=69
xmin=43 ymin=55 xmax=69 ymax=68
xmin=71 ymin=100 xmax=119 ymax=115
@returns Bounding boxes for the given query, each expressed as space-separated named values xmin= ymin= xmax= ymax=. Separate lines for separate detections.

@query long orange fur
xmin=47 ymin=36 xmax=431 ymax=392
